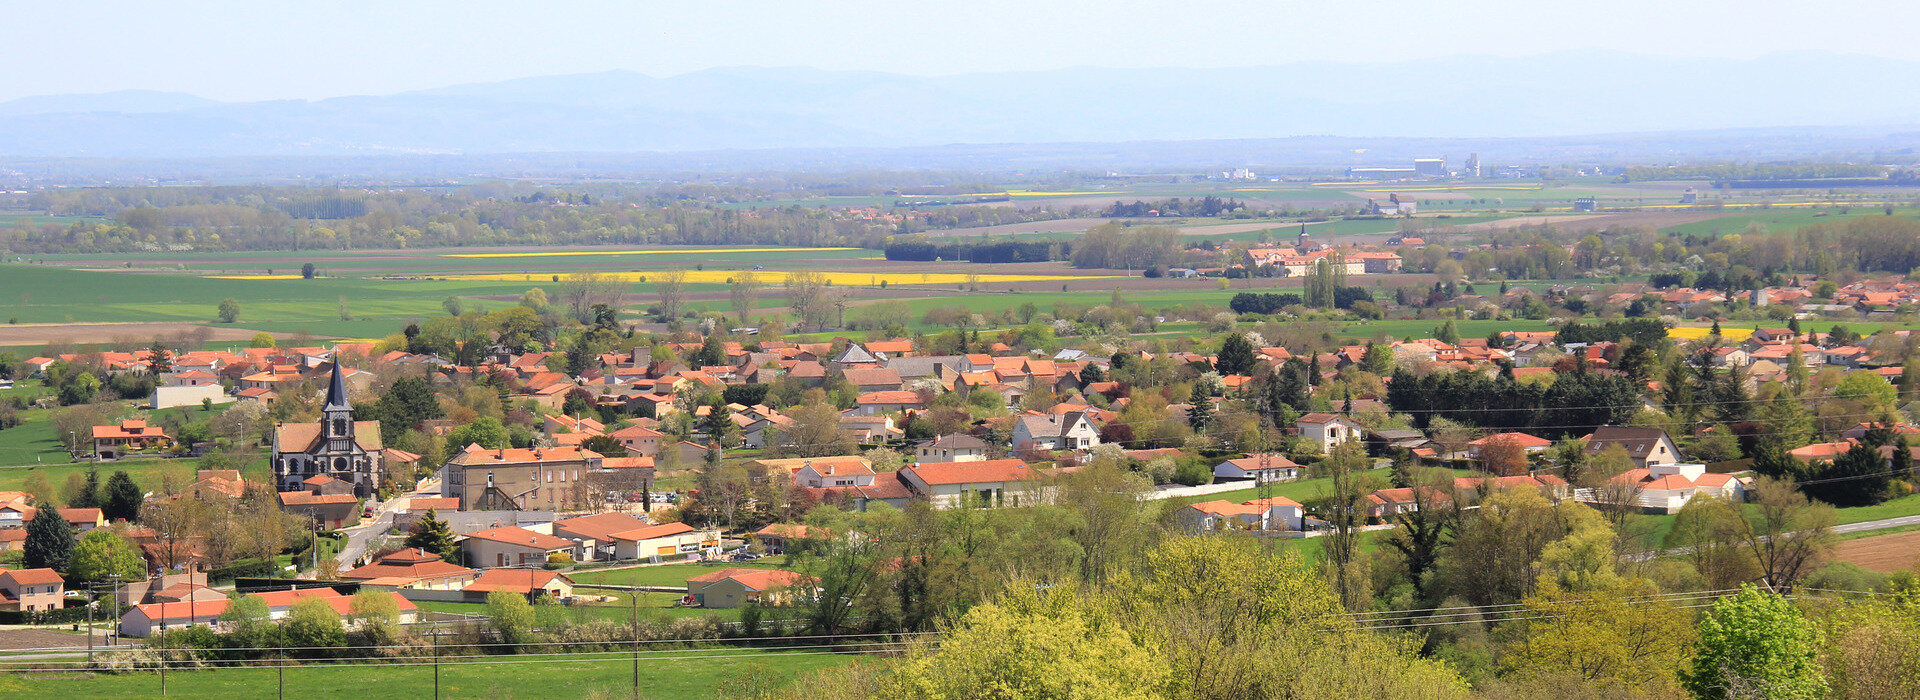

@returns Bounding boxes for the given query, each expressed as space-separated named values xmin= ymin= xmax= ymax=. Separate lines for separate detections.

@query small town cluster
xmin=4 ymin=276 xmax=1917 ymax=652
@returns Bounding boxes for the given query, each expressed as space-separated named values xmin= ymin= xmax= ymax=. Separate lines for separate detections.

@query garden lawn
xmin=0 ymin=649 xmax=857 ymax=699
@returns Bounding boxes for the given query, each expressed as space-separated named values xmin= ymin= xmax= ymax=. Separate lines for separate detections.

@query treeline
xmin=881 ymin=239 xmax=1063 ymax=263
xmin=1622 ymin=163 xmax=1886 ymax=182
xmin=1553 ymin=318 xmax=1669 ymax=347
xmin=1101 ymin=196 xmax=1245 ymax=218
xmin=0 ymin=183 xmax=1083 ymax=254
xmin=1385 ymin=366 xmax=1642 ymax=435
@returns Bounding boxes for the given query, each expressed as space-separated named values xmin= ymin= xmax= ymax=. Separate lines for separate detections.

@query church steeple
xmin=323 ymin=361 xmax=351 ymax=412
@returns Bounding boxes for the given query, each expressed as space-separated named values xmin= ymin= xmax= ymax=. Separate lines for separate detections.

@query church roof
xmin=275 ymin=420 xmax=383 ymax=454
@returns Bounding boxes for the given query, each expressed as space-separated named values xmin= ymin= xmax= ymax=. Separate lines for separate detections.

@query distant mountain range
xmin=4 ymin=50 xmax=1920 ymax=159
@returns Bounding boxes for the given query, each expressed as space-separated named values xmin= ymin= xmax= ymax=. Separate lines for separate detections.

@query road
xmin=333 ymin=479 xmax=439 ymax=570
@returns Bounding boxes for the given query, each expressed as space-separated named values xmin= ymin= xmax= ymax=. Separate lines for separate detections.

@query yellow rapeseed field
xmin=1668 ymin=326 xmax=1755 ymax=342
xmin=203 ymin=274 xmax=307 ymax=280
xmin=439 ymin=247 xmax=861 ymax=259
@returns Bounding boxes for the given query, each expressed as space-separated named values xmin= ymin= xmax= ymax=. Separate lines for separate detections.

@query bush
xmin=546 ymin=552 xmax=574 ymax=568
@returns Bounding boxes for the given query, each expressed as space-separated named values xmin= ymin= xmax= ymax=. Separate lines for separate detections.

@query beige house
xmin=686 ymin=568 xmax=809 ymax=609
xmin=440 ymin=446 xmax=601 ymax=511
xmin=340 ymin=548 xmax=478 ymax=590
xmin=463 ymin=569 xmax=575 ymax=602
xmin=1295 ymin=413 xmax=1364 ymax=453
xmin=0 ymin=568 xmax=65 ymax=613
xmin=460 ymin=526 xmax=582 ymax=568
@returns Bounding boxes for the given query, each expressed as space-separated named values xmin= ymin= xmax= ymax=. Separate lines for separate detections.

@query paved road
xmin=334 ymin=479 xmax=439 ymax=569
xmin=1834 ymin=513 xmax=1920 ymax=535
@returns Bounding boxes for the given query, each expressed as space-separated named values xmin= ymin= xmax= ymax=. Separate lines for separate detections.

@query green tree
xmin=102 ymin=470 xmax=142 ymax=522
xmin=1682 ymin=585 xmax=1826 ymax=700
xmin=892 ymin=586 xmax=1168 ymax=699
xmin=218 ymin=594 xmax=273 ymax=646
xmin=217 ymin=298 xmax=240 ymax=323
xmin=1499 ymin=588 xmax=1694 ymax=694
xmin=1215 ymin=332 xmax=1258 ymax=376
xmin=283 ymin=596 xmax=347 ymax=655
xmin=404 ymin=510 xmax=459 ymax=562
xmin=371 ymin=375 xmax=446 ymax=443
xmin=1361 ymin=341 xmax=1394 ymax=374
xmin=348 ymin=589 xmax=402 ymax=643
xmin=23 ymin=506 xmax=75 ymax=572
xmin=249 ymin=332 xmax=276 ymax=349
xmin=67 ymin=529 xmax=145 ymax=584
xmin=301 ymin=262 xmax=316 ymax=279
xmin=69 ymin=466 xmax=101 ymax=508
xmin=1835 ymin=371 xmax=1898 ymax=414
xmin=447 ymin=416 xmax=510 ymax=450
xmin=1187 ymin=383 xmax=1213 ymax=434
xmin=1435 ymin=318 xmax=1460 ymax=345
xmin=486 ymin=590 xmax=536 ymax=646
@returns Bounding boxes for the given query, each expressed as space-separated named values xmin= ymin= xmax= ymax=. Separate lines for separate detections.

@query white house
xmin=1212 ymin=453 xmax=1303 ymax=483
xmin=1584 ymin=426 xmax=1681 ymax=468
xmin=916 ymin=434 xmax=988 ymax=463
xmin=1593 ymin=463 xmax=1746 ymax=514
xmin=1175 ymin=497 xmax=1306 ymax=533
xmin=1011 ymin=412 xmax=1100 ymax=453
xmin=899 ymin=459 xmax=1045 ymax=509
xmin=1295 ymin=413 xmax=1364 ymax=453
xmin=795 ymin=459 xmax=877 ymax=489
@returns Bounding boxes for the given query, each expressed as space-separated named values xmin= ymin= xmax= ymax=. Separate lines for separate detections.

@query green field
xmin=1660 ymin=207 xmax=1908 ymax=238
xmin=0 ymin=649 xmax=858 ymax=699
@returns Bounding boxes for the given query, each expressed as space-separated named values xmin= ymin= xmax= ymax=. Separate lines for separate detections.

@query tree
xmin=67 ymin=529 xmax=144 ymax=585
xmin=655 ymin=268 xmax=689 ymax=323
xmin=102 ymin=470 xmax=142 ymax=522
xmin=1835 ymin=371 xmax=1899 ymax=415
xmin=370 ymin=375 xmax=445 ymax=443
xmin=785 ymin=271 xmax=841 ymax=330
xmin=301 ymin=262 xmax=316 ymax=279
xmin=1186 ymin=384 xmax=1213 ymax=434
xmin=1215 ymin=332 xmax=1258 ymax=376
xmin=1802 ymin=440 xmax=1895 ymax=507
xmin=1320 ymin=442 xmax=1371 ymax=610
xmin=214 ymin=298 xmax=241 ymax=323
xmin=283 ymin=596 xmax=347 ymax=654
xmin=486 ymin=590 xmax=536 ymax=646
xmin=1742 ymin=477 xmax=1836 ymax=593
xmin=68 ymin=466 xmax=102 ymax=508
xmin=1499 ymin=588 xmax=1694 ymax=694
xmin=23 ymin=506 xmax=75 ymax=572
xmin=770 ymin=396 xmax=853 ymax=458
xmin=348 ymin=589 xmax=402 ymax=643
xmin=249 ymin=332 xmax=276 ymax=349
xmin=1476 ymin=434 xmax=1530 ymax=476
xmin=447 ymin=416 xmax=510 ymax=450
xmin=1383 ymin=471 xmax=1456 ymax=603
xmin=730 ymin=275 xmax=763 ymax=325
xmin=405 ymin=510 xmax=459 ymax=562
xmin=1435 ymin=318 xmax=1460 ymax=345
xmin=1361 ymin=341 xmax=1394 ymax=374
xmin=1682 ymin=585 xmax=1827 ymax=700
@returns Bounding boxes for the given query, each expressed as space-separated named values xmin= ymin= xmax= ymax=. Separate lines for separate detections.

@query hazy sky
xmin=2 ymin=0 xmax=1910 ymax=102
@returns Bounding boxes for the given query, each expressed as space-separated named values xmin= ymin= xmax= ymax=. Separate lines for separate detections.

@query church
xmin=272 ymin=363 xmax=384 ymax=496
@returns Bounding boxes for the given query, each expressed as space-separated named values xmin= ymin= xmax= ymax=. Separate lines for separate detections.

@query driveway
xmin=333 ymin=479 xmax=439 ymax=569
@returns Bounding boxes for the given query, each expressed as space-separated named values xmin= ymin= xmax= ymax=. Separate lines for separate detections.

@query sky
xmin=0 ymin=0 xmax=1911 ymax=102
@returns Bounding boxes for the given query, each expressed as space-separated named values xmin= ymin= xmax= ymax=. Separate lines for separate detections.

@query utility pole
xmin=631 ymin=589 xmax=640 ymax=699
xmin=432 ymin=626 xmax=441 ymax=700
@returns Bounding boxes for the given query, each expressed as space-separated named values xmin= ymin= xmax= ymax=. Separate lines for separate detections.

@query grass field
xmin=0 ymin=649 xmax=859 ymax=699
xmin=1660 ymin=207 xmax=1908 ymax=238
